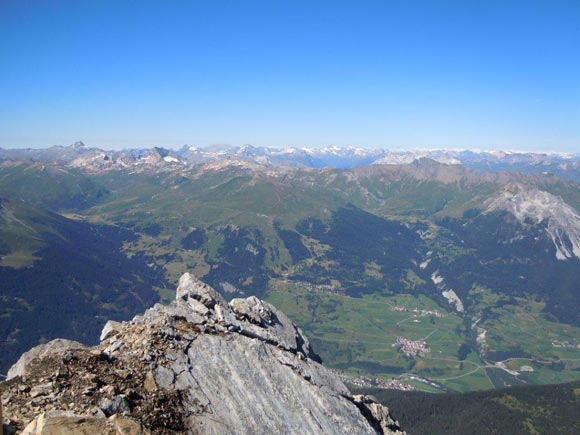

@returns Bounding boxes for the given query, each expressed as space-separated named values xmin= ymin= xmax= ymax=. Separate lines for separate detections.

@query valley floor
xmin=266 ymin=280 xmax=580 ymax=393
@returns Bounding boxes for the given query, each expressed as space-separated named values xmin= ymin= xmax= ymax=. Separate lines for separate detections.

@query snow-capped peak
xmin=372 ymin=151 xmax=460 ymax=166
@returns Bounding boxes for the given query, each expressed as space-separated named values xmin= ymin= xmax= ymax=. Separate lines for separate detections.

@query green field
xmin=478 ymin=297 xmax=580 ymax=386
xmin=266 ymin=281 xmax=469 ymax=389
xmin=266 ymin=280 xmax=580 ymax=392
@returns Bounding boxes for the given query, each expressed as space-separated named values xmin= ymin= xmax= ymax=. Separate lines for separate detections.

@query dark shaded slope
xmin=436 ymin=211 xmax=580 ymax=326
xmin=0 ymin=203 xmax=164 ymax=373
xmin=294 ymin=206 xmax=425 ymax=296
xmin=355 ymin=381 xmax=580 ymax=435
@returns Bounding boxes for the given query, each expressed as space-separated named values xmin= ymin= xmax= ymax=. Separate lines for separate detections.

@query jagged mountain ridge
xmin=1 ymin=273 xmax=404 ymax=435
xmin=2 ymin=142 xmax=580 ymax=180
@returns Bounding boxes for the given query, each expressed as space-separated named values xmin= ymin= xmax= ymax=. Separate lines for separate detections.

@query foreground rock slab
xmin=1 ymin=272 xmax=404 ymax=435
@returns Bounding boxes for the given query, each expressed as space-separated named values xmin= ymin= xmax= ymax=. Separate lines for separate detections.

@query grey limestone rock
xmin=3 ymin=272 xmax=405 ymax=435
xmin=176 ymin=272 xmax=227 ymax=308
xmin=21 ymin=411 xmax=149 ymax=435
xmin=231 ymin=295 xmax=319 ymax=361
xmin=230 ymin=295 xmax=272 ymax=325
xmin=6 ymin=339 xmax=87 ymax=381
xmin=99 ymin=396 xmax=132 ymax=417
xmin=99 ymin=320 xmax=123 ymax=342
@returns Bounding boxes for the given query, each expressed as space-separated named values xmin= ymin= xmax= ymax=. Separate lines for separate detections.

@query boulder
xmin=21 ymin=411 xmax=149 ymax=435
xmin=99 ymin=321 xmax=123 ymax=342
xmin=175 ymin=272 xmax=227 ymax=308
xmin=230 ymin=296 xmax=272 ymax=325
xmin=99 ymin=396 xmax=132 ymax=417
xmin=7 ymin=339 xmax=86 ymax=380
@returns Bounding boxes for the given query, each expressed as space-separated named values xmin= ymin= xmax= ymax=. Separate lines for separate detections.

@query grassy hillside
xmin=2 ymin=161 xmax=580 ymax=392
xmin=0 ymin=162 xmax=109 ymax=211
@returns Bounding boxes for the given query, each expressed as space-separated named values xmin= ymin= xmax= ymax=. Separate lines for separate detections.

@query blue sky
xmin=1 ymin=0 xmax=579 ymax=151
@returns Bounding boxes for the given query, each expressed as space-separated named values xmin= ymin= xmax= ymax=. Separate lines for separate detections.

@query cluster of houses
xmin=394 ymin=336 xmax=431 ymax=357
xmin=551 ymin=339 xmax=580 ymax=349
xmin=375 ymin=378 xmax=415 ymax=391
xmin=329 ymin=369 xmax=415 ymax=391
xmin=281 ymin=279 xmax=339 ymax=294
xmin=391 ymin=305 xmax=443 ymax=318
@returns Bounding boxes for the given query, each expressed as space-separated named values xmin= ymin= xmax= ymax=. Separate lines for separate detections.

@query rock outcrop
xmin=6 ymin=340 xmax=87 ymax=381
xmin=485 ymin=183 xmax=580 ymax=260
xmin=1 ymin=273 xmax=404 ymax=435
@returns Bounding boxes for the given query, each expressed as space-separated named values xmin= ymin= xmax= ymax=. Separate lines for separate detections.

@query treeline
xmin=353 ymin=380 xmax=580 ymax=435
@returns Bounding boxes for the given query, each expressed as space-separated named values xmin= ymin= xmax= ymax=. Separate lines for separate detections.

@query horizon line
xmin=0 ymin=141 xmax=577 ymax=157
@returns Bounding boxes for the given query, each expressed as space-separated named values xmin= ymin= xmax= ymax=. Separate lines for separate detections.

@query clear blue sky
xmin=1 ymin=0 xmax=579 ymax=151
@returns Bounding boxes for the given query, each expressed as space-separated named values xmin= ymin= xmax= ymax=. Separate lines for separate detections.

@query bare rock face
xmin=485 ymin=183 xmax=580 ymax=260
xmin=1 ymin=273 xmax=404 ymax=435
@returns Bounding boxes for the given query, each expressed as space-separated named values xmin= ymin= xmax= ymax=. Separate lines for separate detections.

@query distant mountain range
xmin=1 ymin=142 xmax=580 ymax=393
xmin=2 ymin=141 xmax=580 ymax=180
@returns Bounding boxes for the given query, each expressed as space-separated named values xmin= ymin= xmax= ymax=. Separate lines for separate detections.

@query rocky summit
xmin=1 ymin=273 xmax=404 ymax=435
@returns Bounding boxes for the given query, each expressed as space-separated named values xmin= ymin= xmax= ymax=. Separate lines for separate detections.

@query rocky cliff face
xmin=1 ymin=273 xmax=404 ymax=435
xmin=485 ymin=183 xmax=580 ymax=260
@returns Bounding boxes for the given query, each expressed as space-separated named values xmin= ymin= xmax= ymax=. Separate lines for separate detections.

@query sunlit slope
xmin=2 ymin=159 xmax=580 ymax=391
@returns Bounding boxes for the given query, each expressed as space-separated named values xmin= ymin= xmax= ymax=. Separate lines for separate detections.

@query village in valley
xmin=329 ymin=369 xmax=416 ymax=392
xmin=390 ymin=305 xmax=443 ymax=318
xmin=393 ymin=336 xmax=432 ymax=358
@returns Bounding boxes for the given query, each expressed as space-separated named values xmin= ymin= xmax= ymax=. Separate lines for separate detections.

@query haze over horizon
xmin=1 ymin=0 xmax=579 ymax=152
xmin=3 ymin=140 xmax=580 ymax=157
